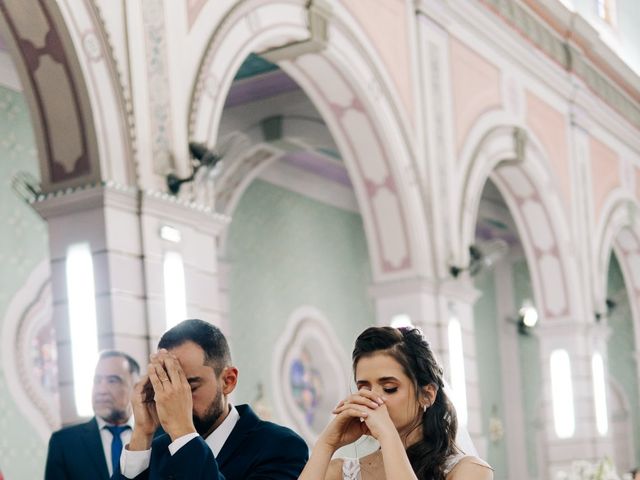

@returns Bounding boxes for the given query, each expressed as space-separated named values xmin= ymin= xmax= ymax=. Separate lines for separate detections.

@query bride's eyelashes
xmin=382 ymin=387 xmax=398 ymax=394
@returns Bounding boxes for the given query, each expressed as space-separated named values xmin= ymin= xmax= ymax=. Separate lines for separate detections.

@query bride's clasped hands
xmin=324 ymin=390 xmax=394 ymax=450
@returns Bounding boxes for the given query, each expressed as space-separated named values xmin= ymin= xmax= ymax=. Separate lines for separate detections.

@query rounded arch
xmin=457 ymin=112 xmax=578 ymax=324
xmin=595 ymin=195 xmax=640 ymax=350
xmin=0 ymin=0 xmax=134 ymax=192
xmin=211 ymin=115 xmax=352 ymax=252
xmin=1 ymin=260 xmax=57 ymax=441
xmin=594 ymin=193 xmax=640 ymax=304
xmin=188 ymin=0 xmax=431 ymax=282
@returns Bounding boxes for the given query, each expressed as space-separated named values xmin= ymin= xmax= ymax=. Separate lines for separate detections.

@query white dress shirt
xmin=121 ymin=405 xmax=240 ymax=479
xmin=96 ymin=415 xmax=135 ymax=477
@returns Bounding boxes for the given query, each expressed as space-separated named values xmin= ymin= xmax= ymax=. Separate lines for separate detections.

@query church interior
xmin=0 ymin=0 xmax=639 ymax=478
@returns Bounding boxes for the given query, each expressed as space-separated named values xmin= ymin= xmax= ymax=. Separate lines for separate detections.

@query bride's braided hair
xmin=352 ymin=326 xmax=459 ymax=480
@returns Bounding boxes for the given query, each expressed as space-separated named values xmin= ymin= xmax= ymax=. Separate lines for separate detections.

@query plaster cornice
xmin=30 ymin=181 xmax=230 ymax=237
xmin=418 ymin=0 xmax=640 ymax=134
xmin=479 ymin=0 xmax=640 ymax=130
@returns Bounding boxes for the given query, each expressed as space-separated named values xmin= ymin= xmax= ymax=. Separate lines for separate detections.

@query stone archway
xmin=596 ymin=196 xmax=640 ymax=351
xmin=458 ymin=117 xmax=577 ymax=324
xmin=188 ymin=0 xmax=431 ymax=282
xmin=0 ymin=0 xmax=134 ymax=192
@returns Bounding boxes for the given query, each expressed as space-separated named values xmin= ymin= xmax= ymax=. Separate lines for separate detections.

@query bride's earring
xmin=423 ymin=403 xmax=428 ymax=412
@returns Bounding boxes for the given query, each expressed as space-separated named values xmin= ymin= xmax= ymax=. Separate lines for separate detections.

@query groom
xmin=118 ymin=319 xmax=308 ymax=479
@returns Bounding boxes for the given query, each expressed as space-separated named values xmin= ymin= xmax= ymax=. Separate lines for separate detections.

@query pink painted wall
xmin=525 ymin=91 xmax=570 ymax=212
xmin=449 ymin=38 xmax=501 ymax=154
xmin=590 ymin=136 xmax=620 ymax=222
xmin=341 ymin=0 xmax=414 ymax=124
xmin=187 ymin=0 xmax=208 ymax=30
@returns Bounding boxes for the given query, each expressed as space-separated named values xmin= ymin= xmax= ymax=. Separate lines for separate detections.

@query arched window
xmin=66 ymin=243 xmax=99 ymax=416
xmin=550 ymin=349 xmax=575 ymax=438
xmin=597 ymin=0 xmax=617 ymax=25
xmin=592 ymin=352 xmax=609 ymax=435
xmin=163 ymin=251 xmax=187 ymax=329
xmin=448 ymin=317 xmax=468 ymax=427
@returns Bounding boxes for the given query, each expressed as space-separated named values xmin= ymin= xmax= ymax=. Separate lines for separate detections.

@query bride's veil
xmin=443 ymin=379 xmax=478 ymax=456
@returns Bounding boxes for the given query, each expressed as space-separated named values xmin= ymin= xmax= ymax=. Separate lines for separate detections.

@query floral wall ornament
xmin=271 ymin=306 xmax=349 ymax=444
xmin=1 ymin=261 xmax=60 ymax=440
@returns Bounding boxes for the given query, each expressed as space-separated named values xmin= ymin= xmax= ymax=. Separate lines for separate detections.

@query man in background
xmin=45 ymin=350 xmax=140 ymax=480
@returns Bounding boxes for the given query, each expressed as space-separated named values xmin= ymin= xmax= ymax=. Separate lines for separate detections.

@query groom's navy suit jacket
xmin=45 ymin=417 xmax=110 ymax=480
xmin=123 ymin=404 xmax=308 ymax=480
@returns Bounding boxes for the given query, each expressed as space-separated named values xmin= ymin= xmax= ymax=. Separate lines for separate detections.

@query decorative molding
xmin=476 ymin=0 xmax=640 ymax=130
xmin=141 ymin=0 xmax=174 ymax=175
xmin=368 ymin=276 xmax=438 ymax=299
xmin=141 ymin=188 xmax=230 ymax=236
xmin=30 ymin=181 xmax=230 ymax=236
xmin=188 ymin=0 xmax=426 ymax=281
xmin=458 ymin=117 xmax=574 ymax=322
xmin=0 ymin=0 xmax=100 ymax=190
xmin=260 ymin=0 xmax=331 ymax=63
xmin=31 ymin=181 xmax=137 ymax=219
xmin=83 ymin=0 xmax=138 ymax=184
xmin=1 ymin=261 xmax=58 ymax=441
xmin=271 ymin=306 xmax=349 ymax=444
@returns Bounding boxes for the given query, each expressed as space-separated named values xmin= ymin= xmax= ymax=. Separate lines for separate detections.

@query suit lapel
xmin=215 ymin=405 xmax=258 ymax=467
xmin=81 ymin=418 xmax=110 ymax=480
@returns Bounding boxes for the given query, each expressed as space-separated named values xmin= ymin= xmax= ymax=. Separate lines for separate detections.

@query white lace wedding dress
xmin=341 ymin=453 xmax=468 ymax=479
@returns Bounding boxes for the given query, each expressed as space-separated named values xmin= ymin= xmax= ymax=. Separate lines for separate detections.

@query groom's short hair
xmin=158 ymin=319 xmax=231 ymax=375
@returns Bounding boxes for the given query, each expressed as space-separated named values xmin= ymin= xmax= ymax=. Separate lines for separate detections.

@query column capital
xmin=31 ymin=181 xmax=231 ymax=237
xmin=368 ymin=276 xmax=437 ymax=299
xmin=140 ymin=189 xmax=230 ymax=236
xmin=31 ymin=181 xmax=137 ymax=219
xmin=535 ymin=317 xmax=611 ymax=344
xmin=439 ymin=277 xmax=482 ymax=305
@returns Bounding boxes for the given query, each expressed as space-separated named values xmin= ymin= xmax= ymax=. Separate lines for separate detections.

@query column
xmin=33 ymin=183 xmax=228 ymax=424
xmin=536 ymin=319 xmax=614 ymax=477
xmin=369 ymin=276 xmax=486 ymax=456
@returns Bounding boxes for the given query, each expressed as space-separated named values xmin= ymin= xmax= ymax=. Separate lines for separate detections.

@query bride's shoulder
xmin=446 ymin=455 xmax=494 ymax=480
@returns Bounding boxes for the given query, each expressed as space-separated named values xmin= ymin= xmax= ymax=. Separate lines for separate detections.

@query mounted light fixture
xmin=449 ymin=239 xmax=508 ymax=278
xmin=508 ymin=300 xmax=539 ymax=335
xmin=166 ymin=142 xmax=223 ymax=195
xmin=594 ymin=298 xmax=616 ymax=322
xmin=11 ymin=171 xmax=41 ymax=203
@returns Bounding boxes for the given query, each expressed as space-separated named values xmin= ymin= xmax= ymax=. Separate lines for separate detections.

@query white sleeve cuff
xmin=121 ymin=445 xmax=151 ymax=479
xmin=168 ymin=432 xmax=200 ymax=456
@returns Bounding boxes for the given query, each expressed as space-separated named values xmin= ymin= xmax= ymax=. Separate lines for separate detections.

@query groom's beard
xmin=193 ymin=388 xmax=225 ymax=436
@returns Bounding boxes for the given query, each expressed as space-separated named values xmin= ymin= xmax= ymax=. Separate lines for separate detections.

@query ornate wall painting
xmin=271 ymin=306 xmax=349 ymax=443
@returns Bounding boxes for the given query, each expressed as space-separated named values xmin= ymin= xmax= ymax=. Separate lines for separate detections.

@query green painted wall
xmin=513 ymin=259 xmax=541 ymax=479
xmin=473 ymin=269 xmax=508 ymax=479
xmin=607 ymin=254 xmax=640 ymax=463
xmin=0 ymin=86 xmax=49 ymax=479
xmin=226 ymin=179 xmax=374 ymax=410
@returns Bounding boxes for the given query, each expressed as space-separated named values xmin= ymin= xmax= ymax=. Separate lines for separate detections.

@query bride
xmin=298 ymin=326 xmax=493 ymax=480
